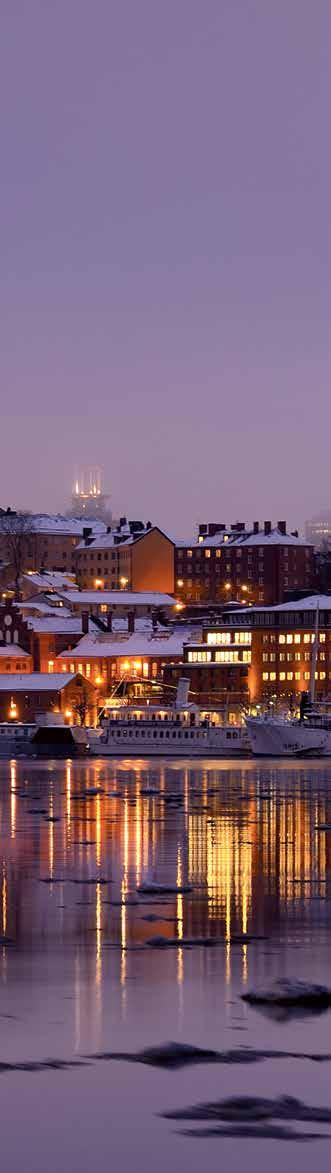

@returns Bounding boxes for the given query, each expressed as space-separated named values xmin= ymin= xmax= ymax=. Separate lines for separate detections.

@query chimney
xmin=128 ymin=609 xmax=135 ymax=634
xmin=253 ymin=521 xmax=259 ymax=534
xmin=82 ymin=610 xmax=89 ymax=635
xmin=264 ymin=521 xmax=271 ymax=535
xmin=107 ymin=610 xmax=113 ymax=632
xmin=83 ymin=526 xmax=93 ymax=546
xmin=278 ymin=520 xmax=286 ymax=535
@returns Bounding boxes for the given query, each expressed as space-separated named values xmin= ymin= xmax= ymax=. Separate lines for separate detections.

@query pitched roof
xmin=58 ymin=632 xmax=184 ymax=659
xmin=0 ymin=673 xmax=77 ymax=691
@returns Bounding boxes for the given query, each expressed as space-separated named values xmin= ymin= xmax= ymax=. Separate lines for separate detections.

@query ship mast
xmin=309 ymin=601 xmax=319 ymax=704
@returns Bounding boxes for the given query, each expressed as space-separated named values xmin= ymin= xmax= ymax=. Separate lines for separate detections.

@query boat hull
xmin=246 ymin=717 xmax=328 ymax=757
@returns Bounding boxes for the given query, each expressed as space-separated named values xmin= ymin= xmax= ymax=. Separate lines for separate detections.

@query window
xmin=295 ymin=672 xmax=301 ymax=681
xmin=270 ymin=653 xmax=276 ymax=662
xmin=205 ymin=549 xmax=211 ymax=558
xmin=216 ymin=549 xmax=221 ymax=558
xmin=262 ymin=634 xmax=269 ymax=644
xmin=320 ymin=671 xmax=326 ymax=681
xmin=215 ymin=650 xmax=239 ymax=663
xmin=207 ymin=632 xmax=231 ymax=645
xmin=294 ymin=633 xmax=300 ymax=644
xmin=262 ymin=672 xmax=269 ymax=681
xmin=279 ymin=635 xmax=286 ymax=644
xmin=304 ymin=671 xmax=310 ymax=681
xmin=279 ymin=653 xmax=285 ymax=662
xmin=242 ymin=651 xmax=251 ymax=663
xmin=320 ymin=633 xmax=326 ymax=643
xmin=304 ymin=633 xmax=310 ymax=643
xmin=262 ymin=653 xmax=268 ymax=663
xmin=48 ymin=660 xmax=54 ymax=673
xmin=234 ymin=631 xmax=251 ymax=644
xmin=187 ymin=650 xmax=211 ymax=663
xmin=287 ymin=672 xmax=293 ymax=681
xmin=187 ymin=549 xmax=192 ymax=558
xmin=70 ymin=662 xmax=75 ymax=673
xmin=294 ymin=653 xmax=300 ymax=662
xmin=286 ymin=634 xmax=293 ymax=644
xmin=279 ymin=672 xmax=286 ymax=681
xmin=270 ymin=672 xmax=276 ymax=681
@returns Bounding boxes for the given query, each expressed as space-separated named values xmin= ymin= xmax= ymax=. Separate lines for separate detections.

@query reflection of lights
xmin=49 ymin=794 xmax=54 ymax=878
xmin=10 ymin=761 xmax=16 ymax=839
xmin=2 ymin=863 xmax=7 ymax=936
xmin=66 ymin=762 xmax=71 ymax=837
xmin=96 ymin=793 xmax=101 ymax=868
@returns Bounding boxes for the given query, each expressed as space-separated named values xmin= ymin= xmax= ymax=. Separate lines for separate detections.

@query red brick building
xmin=175 ymin=521 xmax=314 ymax=606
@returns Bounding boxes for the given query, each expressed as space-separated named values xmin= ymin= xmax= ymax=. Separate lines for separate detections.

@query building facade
xmin=74 ymin=523 xmax=175 ymax=594
xmin=175 ymin=521 xmax=314 ymax=606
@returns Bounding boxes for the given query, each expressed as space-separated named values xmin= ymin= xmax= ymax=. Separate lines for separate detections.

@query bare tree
xmin=73 ymin=686 xmax=90 ymax=727
xmin=0 ymin=511 xmax=35 ymax=599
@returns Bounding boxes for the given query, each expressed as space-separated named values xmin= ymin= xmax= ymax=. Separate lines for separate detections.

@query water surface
xmin=1 ymin=756 xmax=331 ymax=1170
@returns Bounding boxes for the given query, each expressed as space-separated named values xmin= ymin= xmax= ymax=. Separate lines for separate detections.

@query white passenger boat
xmin=88 ymin=678 xmax=250 ymax=758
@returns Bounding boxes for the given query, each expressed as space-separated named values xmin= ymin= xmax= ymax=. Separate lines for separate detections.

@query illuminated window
xmin=304 ymin=671 xmax=310 ymax=680
xmin=286 ymin=634 xmax=293 ymax=644
xmin=262 ymin=653 xmax=268 ymax=662
xmin=279 ymin=635 xmax=286 ymax=644
xmin=177 ymin=579 xmax=184 ymax=588
xmin=234 ymin=632 xmax=251 ymax=644
xmin=242 ymin=650 xmax=251 ymax=663
xmin=187 ymin=549 xmax=192 ymax=558
xmin=70 ymin=663 xmax=75 ymax=673
xmin=188 ymin=650 xmax=211 ymax=662
xmin=287 ymin=672 xmax=293 ymax=681
xmin=294 ymin=652 xmax=300 ymax=662
xmin=320 ymin=671 xmax=326 ymax=680
xmin=86 ymin=664 xmax=91 ymax=677
xmin=78 ymin=663 xmax=83 ymax=674
xmin=270 ymin=672 xmax=276 ymax=681
xmin=304 ymin=652 xmax=310 ymax=661
xmin=262 ymin=672 xmax=269 ymax=681
xmin=143 ymin=662 xmax=149 ymax=677
xmin=205 ymin=549 xmax=211 ymax=558
xmin=320 ymin=652 xmax=326 ymax=661
xmin=216 ymin=549 xmax=221 ymax=558
xmin=279 ymin=672 xmax=286 ymax=681
xmin=48 ymin=660 xmax=54 ymax=673
xmin=207 ymin=632 xmax=231 ymax=645
xmin=215 ymin=650 xmax=239 ymax=663
xmin=279 ymin=653 xmax=285 ymax=662
xmin=100 ymin=605 xmax=107 ymax=613
xmin=262 ymin=634 xmax=269 ymax=644
xmin=270 ymin=653 xmax=276 ymax=662
xmin=62 ymin=663 xmax=67 ymax=672
xmin=294 ymin=634 xmax=300 ymax=644
xmin=295 ymin=671 xmax=301 ymax=681
xmin=304 ymin=634 xmax=310 ymax=643
xmin=320 ymin=633 xmax=326 ymax=643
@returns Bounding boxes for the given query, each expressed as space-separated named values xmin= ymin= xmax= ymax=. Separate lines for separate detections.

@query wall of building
xmin=175 ymin=538 xmax=314 ymax=606
xmin=131 ymin=529 xmax=174 ymax=594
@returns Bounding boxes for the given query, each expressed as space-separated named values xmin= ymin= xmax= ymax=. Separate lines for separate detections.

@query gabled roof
xmin=0 ymin=672 xmax=77 ymax=691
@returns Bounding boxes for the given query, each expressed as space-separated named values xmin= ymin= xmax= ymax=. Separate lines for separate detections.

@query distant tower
xmin=67 ymin=468 xmax=112 ymax=522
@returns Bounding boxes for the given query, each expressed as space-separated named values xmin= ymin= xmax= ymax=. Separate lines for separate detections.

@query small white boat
xmin=88 ymin=678 xmax=250 ymax=758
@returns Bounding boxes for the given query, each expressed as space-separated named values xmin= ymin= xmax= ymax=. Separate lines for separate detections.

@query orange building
xmin=75 ymin=524 xmax=175 ymax=594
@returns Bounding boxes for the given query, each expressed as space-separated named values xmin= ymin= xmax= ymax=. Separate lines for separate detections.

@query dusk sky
xmin=1 ymin=0 xmax=330 ymax=536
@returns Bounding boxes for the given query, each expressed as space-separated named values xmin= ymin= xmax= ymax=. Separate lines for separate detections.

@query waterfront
xmin=1 ymin=756 xmax=331 ymax=1168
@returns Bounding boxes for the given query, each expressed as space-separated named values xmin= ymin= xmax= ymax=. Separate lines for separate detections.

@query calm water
xmin=1 ymin=755 xmax=331 ymax=1169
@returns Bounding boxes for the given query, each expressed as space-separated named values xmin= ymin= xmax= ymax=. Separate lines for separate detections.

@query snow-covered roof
xmin=58 ymin=632 xmax=184 ymax=660
xmin=177 ymin=528 xmax=312 ymax=549
xmin=58 ymin=590 xmax=176 ymax=607
xmin=0 ymin=673 xmax=77 ymax=691
xmin=19 ymin=601 xmax=73 ymax=617
xmin=75 ymin=524 xmax=174 ymax=551
xmin=0 ymin=645 xmax=30 ymax=657
xmin=25 ymin=515 xmax=107 ymax=536
xmin=22 ymin=571 xmax=77 ymax=590
xmin=26 ymin=616 xmax=100 ymax=635
xmin=269 ymin=594 xmax=331 ymax=613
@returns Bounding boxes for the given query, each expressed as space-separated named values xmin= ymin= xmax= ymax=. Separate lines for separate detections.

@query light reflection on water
xmin=1 ymin=758 xmax=331 ymax=1168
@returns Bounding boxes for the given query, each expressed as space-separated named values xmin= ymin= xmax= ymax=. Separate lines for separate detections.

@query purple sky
xmin=1 ymin=0 xmax=330 ymax=536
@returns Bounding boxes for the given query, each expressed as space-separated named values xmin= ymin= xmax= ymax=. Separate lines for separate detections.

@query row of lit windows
xmin=262 ymin=671 xmax=327 ymax=682
xmin=263 ymin=651 xmax=326 ymax=662
xmin=278 ymin=633 xmax=326 ymax=645
xmin=187 ymin=649 xmax=251 ymax=664
xmin=206 ymin=631 xmax=252 ymax=646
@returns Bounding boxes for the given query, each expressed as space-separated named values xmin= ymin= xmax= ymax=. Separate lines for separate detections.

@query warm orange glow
xmin=241 ymin=584 xmax=248 ymax=592
xmin=8 ymin=699 xmax=17 ymax=719
xmin=120 ymin=576 xmax=128 ymax=587
xmin=48 ymin=660 xmax=54 ymax=672
xmin=225 ymin=582 xmax=231 ymax=591
xmin=177 ymin=579 xmax=184 ymax=587
xmin=133 ymin=660 xmax=142 ymax=671
xmin=95 ymin=676 xmax=103 ymax=686
xmin=175 ymin=602 xmax=184 ymax=611
xmin=122 ymin=660 xmax=130 ymax=672
xmin=94 ymin=578 xmax=104 ymax=589
xmin=65 ymin=707 xmax=72 ymax=719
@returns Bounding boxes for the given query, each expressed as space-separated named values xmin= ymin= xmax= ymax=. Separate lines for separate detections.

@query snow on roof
xmin=22 ymin=571 xmax=77 ymax=590
xmin=271 ymin=593 xmax=331 ymax=612
xmin=0 ymin=645 xmax=30 ymax=657
xmin=58 ymin=631 xmax=184 ymax=660
xmin=59 ymin=590 xmax=176 ymax=607
xmin=25 ymin=515 xmax=107 ymax=536
xmin=19 ymin=601 xmax=73 ymax=617
xmin=26 ymin=616 xmax=100 ymax=635
xmin=0 ymin=673 xmax=77 ymax=691
xmin=177 ymin=528 xmax=312 ymax=549
xmin=75 ymin=525 xmax=175 ymax=551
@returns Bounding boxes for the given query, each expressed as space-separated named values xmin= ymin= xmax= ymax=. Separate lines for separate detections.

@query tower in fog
xmin=67 ymin=468 xmax=112 ymax=522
